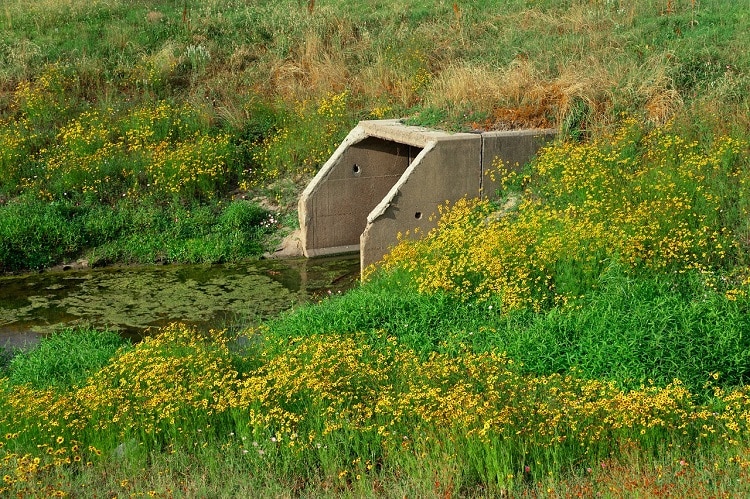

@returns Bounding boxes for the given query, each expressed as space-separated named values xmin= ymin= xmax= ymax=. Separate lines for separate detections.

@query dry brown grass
xmin=228 ymin=45 xmax=260 ymax=72
xmin=1 ymin=0 xmax=746 ymax=137
xmin=422 ymin=64 xmax=508 ymax=111
xmin=520 ymin=3 xmax=618 ymax=37
xmin=544 ymin=449 xmax=750 ymax=499
xmin=269 ymin=28 xmax=352 ymax=102
xmin=621 ymin=55 xmax=684 ymax=125
xmin=146 ymin=11 xmax=165 ymax=24
xmin=358 ymin=55 xmax=419 ymax=107
xmin=422 ymin=57 xmax=619 ymax=131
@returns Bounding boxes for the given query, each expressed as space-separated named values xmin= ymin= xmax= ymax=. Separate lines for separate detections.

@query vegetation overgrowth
xmin=2 ymin=0 xmax=750 ymax=496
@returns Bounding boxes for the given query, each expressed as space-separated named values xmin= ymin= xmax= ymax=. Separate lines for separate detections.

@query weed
xmin=2 ymin=322 xmax=750 ymax=495
xmin=0 ymin=346 xmax=11 ymax=372
xmin=382 ymin=120 xmax=749 ymax=312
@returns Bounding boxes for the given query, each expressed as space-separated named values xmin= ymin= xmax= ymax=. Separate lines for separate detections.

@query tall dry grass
xmin=3 ymin=0 xmax=746 ymax=133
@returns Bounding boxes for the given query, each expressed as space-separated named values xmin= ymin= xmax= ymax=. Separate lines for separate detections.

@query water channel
xmin=0 ymin=255 xmax=360 ymax=350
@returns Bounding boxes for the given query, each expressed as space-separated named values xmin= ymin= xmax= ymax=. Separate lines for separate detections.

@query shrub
xmin=218 ymin=199 xmax=268 ymax=233
xmin=0 ymin=196 xmax=82 ymax=271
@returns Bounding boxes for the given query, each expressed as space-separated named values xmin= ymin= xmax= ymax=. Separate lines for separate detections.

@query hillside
xmin=1 ymin=0 xmax=748 ymax=270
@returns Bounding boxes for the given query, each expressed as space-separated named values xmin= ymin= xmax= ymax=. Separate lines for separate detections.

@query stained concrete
xmin=298 ymin=119 xmax=556 ymax=273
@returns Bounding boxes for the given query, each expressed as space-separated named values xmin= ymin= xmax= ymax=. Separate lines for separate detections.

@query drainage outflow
xmin=298 ymin=119 xmax=556 ymax=275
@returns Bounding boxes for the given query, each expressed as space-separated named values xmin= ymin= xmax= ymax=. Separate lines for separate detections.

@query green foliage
xmin=383 ymin=122 xmax=749 ymax=312
xmin=5 ymin=327 xmax=129 ymax=390
xmin=402 ymin=107 xmax=447 ymax=129
xmin=266 ymin=270 xmax=487 ymax=357
xmin=0 ymin=196 xmax=82 ymax=271
xmin=0 ymin=197 xmax=272 ymax=271
xmin=3 ymin=323 xmax=750 ymax=496
xmin=218 ymin=199 xmax=268 ymax=233
xmin=561 ymin=97 xmax=592 ymax=142
xmin=497 ymin=266 xmax=750 ymax=391
xmin=88 ymin=199 xmax=272 ymax=266
xmin=0 ymin=346 xmax=11 ymax=372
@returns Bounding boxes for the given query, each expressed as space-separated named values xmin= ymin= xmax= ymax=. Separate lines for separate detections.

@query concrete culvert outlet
xmin=298 ymin=119 xmax=556 ymax=276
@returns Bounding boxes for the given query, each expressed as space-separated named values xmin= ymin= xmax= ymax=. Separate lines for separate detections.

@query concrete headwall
xmin=298 ymin=119 xmax=556 ymax=273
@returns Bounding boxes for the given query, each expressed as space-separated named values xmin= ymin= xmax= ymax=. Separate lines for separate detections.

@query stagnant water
xmin=0 ymin=255 xmax=360 ymax=350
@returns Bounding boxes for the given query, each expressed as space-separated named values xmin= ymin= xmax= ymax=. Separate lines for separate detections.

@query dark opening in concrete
xmin=299 ymin=132 xmax=423 ymax=257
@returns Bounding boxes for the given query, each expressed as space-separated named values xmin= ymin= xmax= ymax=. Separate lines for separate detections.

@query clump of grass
xmin=0 ymin=197 xmax=274 ymax=271
xmin=0 ymin=346 xmax=11 ymax=371
xmin=497 ymin=265 xmax=750 ymax=391
xmin=89 ymin=198 xmax=274 ymax=266
xmin=0 ymin=195 xmax=79 ymax=271
xmin=5 ymin=327 xmax=130 ymax=390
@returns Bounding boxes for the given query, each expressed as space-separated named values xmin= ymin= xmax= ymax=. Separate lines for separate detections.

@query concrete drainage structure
xmin=298 ymin=119 xmax=556 ymax=273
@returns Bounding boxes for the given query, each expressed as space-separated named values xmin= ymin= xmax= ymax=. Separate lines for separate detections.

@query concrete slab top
xmin=359 ymin=119 xmax=556 ymax=147
xmin=358 ymin=119 xmax=477 ymax=148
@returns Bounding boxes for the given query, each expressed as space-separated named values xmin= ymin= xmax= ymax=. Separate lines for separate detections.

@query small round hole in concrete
xmin=415 ymin=212 xmax=423 ymax=220
xmin=352 ymin=164 xmax=361 ymax=176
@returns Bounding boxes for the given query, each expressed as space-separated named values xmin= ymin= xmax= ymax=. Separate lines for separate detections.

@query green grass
xmin=0 ymin=196 xmax=273 ymax=271
xmin=268 ymin=265 xmax=750 ymax=394
xmin=0 ymin=346 xmax=11 ymax=371
xmin=4 ymin=327 xmax=130 ymax=389
xmin=2 ymin=0 xmax=750 ymax=496
xmin=2 ymin=0 xmax=750 ymax=271
xmin=3 ymin=313 xmax=750 ymax=496
xmin=500 ymin=267 xmax=750 ymax=391
xmin=8 ymin=439 xmax=750 ymax=498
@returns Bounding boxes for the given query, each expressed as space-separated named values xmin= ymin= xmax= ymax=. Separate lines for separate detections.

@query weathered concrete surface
xmin=298 ymin=120 xmax=555 ymax=272
xmin=360 ymin=134 xmax=482 ymax=271
xmin=480 ymin=129 xmax=557 ymax=197
xmin=298 ymin=122 xmax=422 ymax=257
xmin=265 ymin=229 xmax=304 ymax=258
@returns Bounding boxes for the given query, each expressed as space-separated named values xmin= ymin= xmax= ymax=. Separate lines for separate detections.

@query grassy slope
xmin=3 ymin=0 xmax=747 ymax=127
xmin=1 ymin=0 xmax=749 ymax=268
xmin=2 ymin=0 xmax=750 ymax=496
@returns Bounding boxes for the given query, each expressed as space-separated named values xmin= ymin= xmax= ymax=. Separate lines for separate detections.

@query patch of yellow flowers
xmin=5 ymin=69 xmax=237 ymax=203
xmin=251 ymin=91 xmax=350 ymax=182
xmin=3 ymin=323 xmax=750 ymax=493
xmin=382 ymin=120 xmax=749 ymax=311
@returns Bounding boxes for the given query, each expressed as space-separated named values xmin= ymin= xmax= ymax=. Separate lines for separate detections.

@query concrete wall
xmin=298 ymin=120 xmax=556 ymax=272
xmin=298 ymin=124 xmax=422 ymax=257
xmin=360 ymin=134 xmax=481 ymax=271
xmin=480 ymin=129 xmax=557 ymax=197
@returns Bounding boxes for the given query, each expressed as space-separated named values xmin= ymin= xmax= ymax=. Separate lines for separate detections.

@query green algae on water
xmin=0 ymin=256 xmax=359 ymax=342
